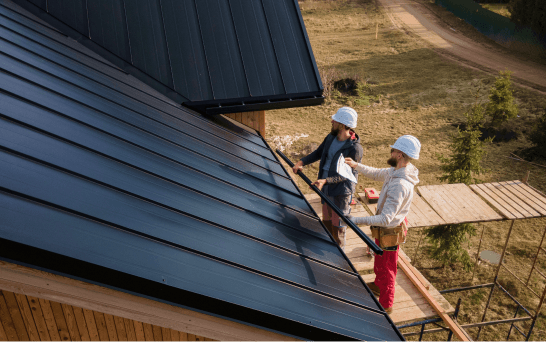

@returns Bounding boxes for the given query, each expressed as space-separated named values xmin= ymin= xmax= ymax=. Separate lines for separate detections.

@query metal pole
xmin=507 ymin=306 xmax=520 ymax=340
xmin=276 ymin=149 xmax=383 ymax=255
xmin=413 ymin=227 xmax=425 ymax=263
xmin=477 ymin=220 xmax=516 ymax=340
xmin=526 ymin=226 xmax=546 ymax=285
xmin=526 ymin=260 xmax=546 ymax=341
xmin=472 ymin=224 xmax=486 ymax=282
xmin=419 ymin=323 xmax=425 ymax=341
xmin=448 ymin=298 xmax=462 ymax=341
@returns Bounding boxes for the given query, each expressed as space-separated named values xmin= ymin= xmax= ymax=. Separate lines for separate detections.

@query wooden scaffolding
xmin=306 ymin=179 xmax=546 ymax=341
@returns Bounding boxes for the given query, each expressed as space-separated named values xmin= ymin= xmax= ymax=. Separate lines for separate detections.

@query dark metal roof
xmin=0 ymin=1 xmax=402 ymax=340
xmin=10 ymin=0 xmax=324 ymax=114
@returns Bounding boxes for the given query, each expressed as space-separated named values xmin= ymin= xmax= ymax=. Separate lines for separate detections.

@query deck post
xmin=477 ymin=219 xmax=515 ymax=340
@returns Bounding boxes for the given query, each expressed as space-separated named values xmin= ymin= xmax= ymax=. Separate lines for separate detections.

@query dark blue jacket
xmin=301 ymin=132 xmax=363 ymax=197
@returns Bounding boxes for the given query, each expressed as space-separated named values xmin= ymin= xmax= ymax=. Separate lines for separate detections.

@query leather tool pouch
xmin=371 ymin=220 xmax=408 ymax=248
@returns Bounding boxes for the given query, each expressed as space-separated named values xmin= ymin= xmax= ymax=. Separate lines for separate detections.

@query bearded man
xmin=292 ymin=107 xmax=363 ymax=250
xmin=345 ymin=135 xmax=421 ymax=314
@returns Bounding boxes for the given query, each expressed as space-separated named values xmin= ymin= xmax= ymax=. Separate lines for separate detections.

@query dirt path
xmin=378 ymin=0 xmax=546 ymax=93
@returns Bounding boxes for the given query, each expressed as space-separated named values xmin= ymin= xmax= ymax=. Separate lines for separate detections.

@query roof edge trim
xmin=185 ymin=92 xmax=324 ymax=115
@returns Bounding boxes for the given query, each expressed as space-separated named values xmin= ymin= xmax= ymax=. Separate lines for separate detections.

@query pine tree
xmin=486 ymin=70 xmax=518 ymax=128
xmin=425 ymin=94 xmax=492 ymax=270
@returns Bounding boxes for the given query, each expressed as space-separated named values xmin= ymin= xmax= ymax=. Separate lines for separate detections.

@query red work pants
xmin=373 ymin=239 xmax=399 ymax=309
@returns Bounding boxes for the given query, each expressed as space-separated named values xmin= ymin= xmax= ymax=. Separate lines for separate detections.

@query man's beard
xmin=330 ymin=128 xmax=340 ymax=136
xmin=387 ymin=157 xmax=398 ymax=167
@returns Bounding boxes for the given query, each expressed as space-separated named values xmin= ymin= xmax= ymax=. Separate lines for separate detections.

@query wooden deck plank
xmin=483 ymin=183 xmax=533 ymax=218
xmin=82 ymin=309 xmax=100 ymax=341
xmin=103 ymin=314 xmax=118 ymax=341
xmin=0 ymin=291 xmax=18 ymax=341
xmin=437 ymin=184 xmax=477 ymax=222
xmin=123 ymin=318 xmax=136 ymax=341
xmin=27 ymin=296 xmax=51 ymax=341
xmin=133 ymin=321 xmax=146 ymax=341
xmin=504 ymin=181 xmax=546 ymax=212
xmin=92 ymin=312 xmax=110 ymax=341
xmin=491 ymin=182 xmax=541 ymax=217
xmin=61 ymin=303 xmax=80 ymax=341
xmin=520 ymin=182 xmax=546 ymax=206
xmin=179 ymin=331 xmax=188 ymax=341
xmin=447 ymin=184 xmax=501 ymax=221
xmin=15 ymin=296 xmax=40 ymax=341
xmin=418 ymin=185 xmax=459 ymax=223
xmin=498 ymin=182 xmax=546 ymax=216
xmin=454 ymin=183 xmax=504 ymax=221
xmin=411 ymin=194 xmax=446 ymax=226
xmin=38 ymin=298 xmax=61 ymax=341
xmin=50 ymin=301 xmax=71 ymax=341
xmin=1 ymin=291 xmax=29 ymax=341
xmin=470 ymin=184 xmax=518 ymax=219
xmin=113 ymin=316 xmax=127 ymax=341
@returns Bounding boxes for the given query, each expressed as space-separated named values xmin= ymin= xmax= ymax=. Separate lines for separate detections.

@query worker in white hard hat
xmin=345 ymin=135 xmax=421 ymax=314
xmin=292 ymin=107 xmax=363 ymax=250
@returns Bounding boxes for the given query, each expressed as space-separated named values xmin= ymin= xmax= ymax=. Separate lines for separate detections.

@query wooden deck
xmin=304 ymin=193 xmax=454 ymax=325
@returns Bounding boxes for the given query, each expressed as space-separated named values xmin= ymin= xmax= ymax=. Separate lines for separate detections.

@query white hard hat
xmin=332 ymin=107 xmax=357 ymax=128
xmin=390 ymin=135 xmax=421 ymax=160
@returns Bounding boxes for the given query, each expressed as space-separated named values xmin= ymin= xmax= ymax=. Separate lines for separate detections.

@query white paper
xmin=336 ymin=153 xmax=357 ymax=183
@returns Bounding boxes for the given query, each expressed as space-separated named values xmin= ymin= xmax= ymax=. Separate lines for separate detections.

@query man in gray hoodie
xmin=345 ymin=135 xmax=421 ymax=314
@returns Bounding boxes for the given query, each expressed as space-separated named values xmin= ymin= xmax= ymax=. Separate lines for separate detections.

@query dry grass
xmin=267 ymin=0 xmax=546 ymax=340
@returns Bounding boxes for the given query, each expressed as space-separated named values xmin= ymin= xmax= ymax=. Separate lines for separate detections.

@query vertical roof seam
xmin=283 ymin=0 xmax=309 ymax=92
xmin=157 ymin=0 xmax=175 ymax=91
xmin=258 ymin=0 xmax=286 ymax=94
xmin=226 ymin=0 xmax=252 ymax=97
xmin=193 ymin=0 xmax=215 ymax=100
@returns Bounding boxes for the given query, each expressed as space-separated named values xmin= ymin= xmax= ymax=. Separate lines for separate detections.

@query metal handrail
xmin=276 ymin=149 xmax=383 ymax=255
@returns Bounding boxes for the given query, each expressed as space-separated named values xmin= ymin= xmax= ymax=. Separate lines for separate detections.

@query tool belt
xmin=371 ymin=220 xmax=408 ymax=249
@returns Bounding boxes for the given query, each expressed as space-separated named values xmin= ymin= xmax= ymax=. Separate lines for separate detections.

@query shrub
xmin=485 ymin=70 xmax=518 ymax=128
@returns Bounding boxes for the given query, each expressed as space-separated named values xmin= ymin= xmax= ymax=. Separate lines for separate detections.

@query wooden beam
xmin=397 ymin=252 xmax=470 ymax=341
xmin=0 ymin=260 xmax=298 ymax=341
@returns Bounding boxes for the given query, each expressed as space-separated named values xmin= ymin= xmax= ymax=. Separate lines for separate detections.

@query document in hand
xmin=336 ymin=153 xmax=357 ymax=183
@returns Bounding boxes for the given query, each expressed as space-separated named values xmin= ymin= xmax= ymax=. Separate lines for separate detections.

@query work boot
xmin=385 ymin=307 xmax=393 ymax=314
xmin=336 ymin=226 xmax=346 ymax=250
xmin=322 ymin=220 xmax=334 ymax=239
xmin=366 ymin=282 xmax=380 ymax=296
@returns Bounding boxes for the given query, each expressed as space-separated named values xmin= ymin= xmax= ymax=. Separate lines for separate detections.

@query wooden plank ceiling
xmin=0 ymin=290 xmax=213 ymax=341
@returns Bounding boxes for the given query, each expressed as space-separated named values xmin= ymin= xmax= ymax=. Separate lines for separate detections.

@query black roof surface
xmin=11 ymin=0 xmax=324 ymax=114
xmin=0 ymin=1 xmax=402 ymax=340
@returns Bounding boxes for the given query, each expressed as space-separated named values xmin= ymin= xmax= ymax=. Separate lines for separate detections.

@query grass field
xmin=266 ymin=0 xmax=546 ymax=340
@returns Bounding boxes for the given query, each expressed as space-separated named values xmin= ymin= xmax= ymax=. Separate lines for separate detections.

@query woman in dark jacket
xmin=292 ymin=107 xmax=363 ymax=249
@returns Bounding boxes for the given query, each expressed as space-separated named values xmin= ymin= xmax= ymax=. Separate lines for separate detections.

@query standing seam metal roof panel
xmin=0 ymin=1 xmax=403 ymax=340
xmin=87 ymin=0 xmax=131 ymax=61
xmin=10 ymin=0 xmax=324 ymax=113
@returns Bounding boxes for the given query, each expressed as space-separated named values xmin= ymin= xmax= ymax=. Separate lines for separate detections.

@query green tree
xmin=425 ymin=95 xmax=492 ymax=270
xmin=530 ymin=107 xmax=546 ymax=160
xmin=485 ymin=70 xmax=518 ymax=128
